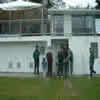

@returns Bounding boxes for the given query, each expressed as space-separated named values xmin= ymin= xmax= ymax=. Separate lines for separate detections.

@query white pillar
xmin=64 ymin=15 xmax=72 ymax=36
xmin=50 ymin=15 xmax=55 ymax=35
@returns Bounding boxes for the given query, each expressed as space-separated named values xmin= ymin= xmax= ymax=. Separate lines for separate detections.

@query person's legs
xmin=60 ymin=64 xmax=63 ymax=76
xmin=57 ymin=64 xmax=61 ymax=76
xmin=93 ymin=70 xmax=96 ymax=73
xmin=70 ymin=62 xmax=73 ymax=76
xmin=34 ymin=62 xmax=37 ymax=74
xmin=43 ymin=68 xmax=46 ymax=78
xmin=48 ymin=64 xmax=50 ymax=76
xmin=57 ymin=64 xmax=59 ymax=76
xmin=90 ymin=63 xmax=96 ymax=78
xmin=37 ymin=61 xmax=39 ymax=75
xmin=50 ymin=63 xmax=52 ymax=76
xmin=92 ymin=64 xmax=96 ymax=74
xmin=90 ymin=65 xmax=93 ymax=78
xmin=64 ymin=63 xmax=68 ymax=77
xmin=90 ymin=70 xmax=93 ymax=78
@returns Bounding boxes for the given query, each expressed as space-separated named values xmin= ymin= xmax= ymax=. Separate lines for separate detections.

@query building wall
xmin=0 ymin=10 xmax=100 ymax=75
xmin=0 ymin=36 xmax=100 ymax=75
xmin=0 ymin=41 xmax=48 ymax=72
xmin=69 ymin=36 xmax=100 ymax=75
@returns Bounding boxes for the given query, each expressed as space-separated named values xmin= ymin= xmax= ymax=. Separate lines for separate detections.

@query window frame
xmin=72 ymin=15 xmax=95 ymax=34
xmin=53 ymin=14 xmax=64 ymax=35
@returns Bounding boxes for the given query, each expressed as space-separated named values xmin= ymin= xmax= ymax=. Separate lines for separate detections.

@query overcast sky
xmin=0 ymin=0 xmax=98 ymax=8
xmin=63 ymin=0 xmax=97 ymax=8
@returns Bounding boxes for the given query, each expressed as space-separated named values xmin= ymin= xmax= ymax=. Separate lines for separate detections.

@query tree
xmin=29 ymin=0 xmax=42 ymax=3
xmin=96 ymin=0 xmax=100 ymax=9
xmin=29 ymin=0 xmax=53 ymax=8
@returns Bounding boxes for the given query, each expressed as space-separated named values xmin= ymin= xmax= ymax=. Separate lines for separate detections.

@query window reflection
xmin=72 ymin=16 xmax=95 ymax=33
xmin=53 ymin=15 xmax=64 ymax=34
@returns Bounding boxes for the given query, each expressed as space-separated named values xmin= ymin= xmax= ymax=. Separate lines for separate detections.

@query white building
xmin=0 ymin=8 xmax=100 ymax=75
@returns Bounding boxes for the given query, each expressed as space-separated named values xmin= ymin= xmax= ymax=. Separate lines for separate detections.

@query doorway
xmin=52 ymin=39 xmax=69 ymax=74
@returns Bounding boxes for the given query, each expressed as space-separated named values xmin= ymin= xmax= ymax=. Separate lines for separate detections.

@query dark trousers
xmin=34 ymin=61 xmax=39 ymax=75
xmin=64 ymin=63 xmax=69 ymax=77
xmin=70 ymin=62 xmax=73 ymax=75
xmin=48 ymin=63 xmax=52 ymax=76
xmin=57 ymin=63 xmax=63 ymax=76
xmin=90 ymin=64 xmax=96 ymax=78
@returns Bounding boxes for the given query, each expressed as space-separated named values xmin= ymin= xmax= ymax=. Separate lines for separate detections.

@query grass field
xmin=0 ymin=77 xmax=100 ymax=100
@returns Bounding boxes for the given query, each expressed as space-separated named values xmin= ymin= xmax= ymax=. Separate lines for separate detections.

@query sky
xmin=0 ymin=0 xmax=98 ymax=9
xmin=63 ymin=0 xmax=97 ymax=8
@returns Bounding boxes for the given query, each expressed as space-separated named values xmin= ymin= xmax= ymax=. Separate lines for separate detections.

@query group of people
xmin=57 ymin=44 xmax=73 ymax=77
xmin=33 ymin=45 xmax=53 ymax=77
xmin=33 ymin=44 xmax=96 ymax=78
xmin=33 ymin=44 xmax=73 ymax=78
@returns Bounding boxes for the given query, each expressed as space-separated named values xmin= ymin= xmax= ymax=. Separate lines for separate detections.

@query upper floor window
xmin=72 ymin=16 xmax=95 ymax=33
xmin=53 ymin=15 xmax=64 ymax=34
xmin=95 ymin=18 xmax=100 ymax=33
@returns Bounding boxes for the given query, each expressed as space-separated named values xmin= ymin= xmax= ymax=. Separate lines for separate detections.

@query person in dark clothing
xmin=89 ymin=48 xmax=96 ymax=78
xmin=42 ymin=56 xmax=48 ymax=78
xmin=67 ymin=48 xmax=73 ymax=76
xmin=33 ymin=45 xmax=40 ymax=75
xmin=57 ymin=47 xmax=64 ymax=76
xmin=46 ymin=51 xmax=53 ymax=77
xmin=63 ymin=44 xmax=69 ymax=77
xmin=69 ymin=48 xmax=73 ymax=75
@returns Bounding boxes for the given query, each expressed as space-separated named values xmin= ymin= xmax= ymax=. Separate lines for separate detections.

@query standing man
xmin=33 ymin=45 xmax=40 ymax=75
xmin=89 ymin=48 xmax=96 ymax=78
xmin=57 ymin=46 xmax=64 ymax=77
xmin=68 ymin=48 xmax=73 ymax=76
xmin=46 ymin=51 xmax=53 ymax=77
xmin=63 ymin=44 xmax=69 ymax=78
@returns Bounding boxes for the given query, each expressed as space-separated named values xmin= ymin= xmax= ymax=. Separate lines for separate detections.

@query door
xmin=52 ymin=39 xmax=69 ymax=74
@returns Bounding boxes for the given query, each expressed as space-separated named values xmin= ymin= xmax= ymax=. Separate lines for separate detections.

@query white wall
xmin=0 ymin=41 xmax=47 ymax=72
xmin=0 ymin=36 xmax=100 ymax=75
xmin=69 ymin=36 xmax=100 ymax=75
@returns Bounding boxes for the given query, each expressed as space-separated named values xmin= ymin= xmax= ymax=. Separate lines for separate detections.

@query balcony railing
xmin=72 ymin=28 xmax=95 ymax=33
xmin=0 ymin=19 xmax=51 ymax=36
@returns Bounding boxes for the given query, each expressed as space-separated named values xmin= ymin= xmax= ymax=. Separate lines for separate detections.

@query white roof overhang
xmin=0 ymin=0 xmax=42 ymax=11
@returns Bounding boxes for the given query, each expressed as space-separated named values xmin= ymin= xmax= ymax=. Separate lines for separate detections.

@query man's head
xmin=36 ymin=45 xmax=39 ymax=50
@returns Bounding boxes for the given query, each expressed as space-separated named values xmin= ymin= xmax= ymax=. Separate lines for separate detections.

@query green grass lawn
xmin=0 ymin=77 xmax=100 ymax=100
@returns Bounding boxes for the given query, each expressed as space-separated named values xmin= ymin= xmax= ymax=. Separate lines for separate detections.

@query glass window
xmin=72 ymin=16 xmax=95 ymax=33
xmin=53 ymin=15 xmax=64 ymax=34
xmin=0 ymin=23 xmax=9 ymax=34
xmin=95 ymin=19 xmax=100 ymax=33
